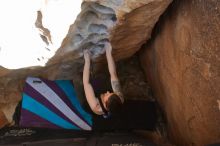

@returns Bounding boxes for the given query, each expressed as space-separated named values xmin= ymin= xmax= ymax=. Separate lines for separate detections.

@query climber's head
xmin=100 ymin=91 xmax=123 ymax=114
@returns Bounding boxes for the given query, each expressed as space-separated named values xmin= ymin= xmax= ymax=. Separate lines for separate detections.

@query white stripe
xmin=26 ymin=77 xmax=91 ymax=130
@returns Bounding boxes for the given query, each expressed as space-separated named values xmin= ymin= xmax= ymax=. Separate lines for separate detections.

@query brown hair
xmin=106 ymin=93 xmax=123 ymax=114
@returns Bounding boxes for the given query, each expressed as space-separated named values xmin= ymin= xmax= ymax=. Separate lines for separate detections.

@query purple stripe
xmin=20 ymin=109 xmax=61 ymax=129
xmin=41 ymin=79 xmax=91 ymax=127
xmin=23 ymin=83 xmax=81 ymax=129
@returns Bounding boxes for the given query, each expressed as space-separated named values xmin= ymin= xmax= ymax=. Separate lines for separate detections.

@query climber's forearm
xmin=106 ymin=49 xmax=118 ymax=81
xmin=83 ymin=59 xmax=90 ymax=84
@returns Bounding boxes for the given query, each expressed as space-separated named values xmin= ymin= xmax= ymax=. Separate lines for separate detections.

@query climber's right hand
xmin=105 ymin=42 xmax=112 ymax=54
xmin=84 ymin=50 xmax=90 ymax=63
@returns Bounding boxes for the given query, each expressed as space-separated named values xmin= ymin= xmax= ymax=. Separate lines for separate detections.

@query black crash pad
xmin=0 ymin=127 xmax=156 ymax=146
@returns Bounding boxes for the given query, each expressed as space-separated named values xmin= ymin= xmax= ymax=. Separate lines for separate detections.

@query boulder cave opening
xmin=0 ymin=0 xmax=220 ymax=146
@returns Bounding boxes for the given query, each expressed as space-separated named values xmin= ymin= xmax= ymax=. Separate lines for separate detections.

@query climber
xmin=82 ymin=43 xmax=157 ymax=131
xmin=83 ymin=42 xmax=124 ymax=118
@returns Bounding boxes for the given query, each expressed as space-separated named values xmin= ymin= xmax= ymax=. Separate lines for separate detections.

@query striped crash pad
xmin=19 ymin=77 xmax=92 ymax=130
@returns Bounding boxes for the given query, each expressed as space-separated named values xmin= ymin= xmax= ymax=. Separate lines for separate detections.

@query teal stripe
xmin=22 ymin=93 xmax=80 ymax=130
xmin=55 ymin=80 xmax=92 ymax=125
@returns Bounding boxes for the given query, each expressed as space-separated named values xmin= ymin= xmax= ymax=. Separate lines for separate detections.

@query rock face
xmin=48 ymin=0 xmax=172 ymax=65
xmin=0 ymin=110 xmax=8 ymax=128
xmin=140 ymin=0 xmax=220 ymax=145
xmin=0 ymin=0 xmax=172 ymax=127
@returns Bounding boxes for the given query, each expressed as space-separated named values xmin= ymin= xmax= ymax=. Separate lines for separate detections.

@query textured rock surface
xmin=0 ymin=66 xmax=9 ymax=77
xmin=96 ymin=55 xmax=153 ymax=101
xmin=140 ymin=0 xmax=220 ymax=145
xmin=48 ymin=0 xmax=172 ymax=64
xmin=0 ymin=110 xmax=8 ymax=128
xmin=0 ymin=0 xmax=171 ymax=127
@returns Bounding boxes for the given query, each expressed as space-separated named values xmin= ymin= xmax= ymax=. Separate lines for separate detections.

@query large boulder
xmin=140 ymin=0 xmax=220 ymax=145
xmin=0 ymin=110 xmax=8 ymax=128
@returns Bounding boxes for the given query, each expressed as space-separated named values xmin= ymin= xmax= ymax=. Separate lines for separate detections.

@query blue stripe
xmin=55 ymin=80 xmax=92 ymax=126
xmin=22 ymin=93 xmax=80 ymax=130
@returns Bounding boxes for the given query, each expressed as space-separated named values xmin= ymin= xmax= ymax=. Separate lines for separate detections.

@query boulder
xmin=140 ymin=0 xmax=220 ymax=145
xmin=0 ymin=110 xmax=8 ymax=128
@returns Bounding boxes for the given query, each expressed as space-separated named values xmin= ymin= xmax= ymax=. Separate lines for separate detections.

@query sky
xmin=0 ymin=0 xmax=82 ymax=69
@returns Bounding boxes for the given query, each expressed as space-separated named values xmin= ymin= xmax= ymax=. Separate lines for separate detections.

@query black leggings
xmin=92 ymin=100 xmax=157 ymax=131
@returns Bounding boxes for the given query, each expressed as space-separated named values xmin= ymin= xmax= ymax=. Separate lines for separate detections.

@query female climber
xmin=83 ymin=42 xmax=124 ymax=118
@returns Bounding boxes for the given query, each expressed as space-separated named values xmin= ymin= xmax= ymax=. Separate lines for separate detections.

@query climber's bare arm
xmin=105 ymin=43 xmax=124 ymax=103
xmin=83 ymin=50 xmax=103 ymax=115
xmin=105 ymin=43 xmax=118 ymax=82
